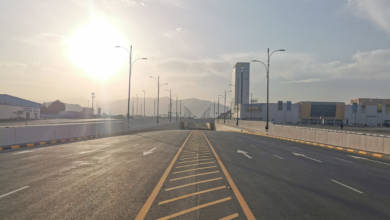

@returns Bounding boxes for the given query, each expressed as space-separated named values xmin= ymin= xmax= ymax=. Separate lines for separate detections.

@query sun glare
xmin=67 ymin=17 xmax=127 ymax=81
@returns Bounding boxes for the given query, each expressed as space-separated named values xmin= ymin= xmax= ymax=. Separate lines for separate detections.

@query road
xmin=1 ymin=129 xmax=390 ymax=219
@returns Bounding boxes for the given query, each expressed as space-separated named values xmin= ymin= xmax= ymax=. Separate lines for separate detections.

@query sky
xmin=1 ymin=0 xmax=390 ymax=107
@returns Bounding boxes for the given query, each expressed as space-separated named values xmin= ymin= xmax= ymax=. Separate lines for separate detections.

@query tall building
xmin=232 ymin=62 xmax=250 ymax=105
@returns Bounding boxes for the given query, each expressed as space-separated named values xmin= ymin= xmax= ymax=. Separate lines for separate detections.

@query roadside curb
xmin=217 ymin=123 xmax=390 ymax=161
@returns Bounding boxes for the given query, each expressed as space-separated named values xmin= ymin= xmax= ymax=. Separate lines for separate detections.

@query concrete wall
xmin=0 ymin=118 xmax=173 ymax=146
xmin=217 ymin=119 xmax=390 ymax=155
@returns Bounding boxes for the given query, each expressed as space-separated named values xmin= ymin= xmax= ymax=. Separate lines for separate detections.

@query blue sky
xmin=0 ymin=0 xmax=389 ymax=106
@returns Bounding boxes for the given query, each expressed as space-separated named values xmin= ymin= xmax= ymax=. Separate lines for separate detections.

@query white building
xmin=345 ymin=98 xmax=390 ymax=126
xmin=232 ymin=101 xmax=300 ymax=124
xmin=0 ymin=94 xmax=40 ymax=120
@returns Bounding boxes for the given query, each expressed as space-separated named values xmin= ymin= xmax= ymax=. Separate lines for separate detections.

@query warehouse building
xmin=0 ymin=94 xmax=40 ymax=120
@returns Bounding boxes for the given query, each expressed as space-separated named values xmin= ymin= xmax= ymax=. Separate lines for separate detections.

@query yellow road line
xmin=336 ymin=147 xmax=343 ymax=150
xmin=165 ymin=177 xmax=223 ymax=192
xmin=175 ymin=161 xmax=216 ymax=169
xmin=358 ymin=151 xmax=367 ymax=155
xmin=202 ymin=132 xmax=256 ymax=220
xmin=134 ymin=132 xmax=193 ymax=220
xmin=50 ymin=140 xmax=57 ymax=144
xmin=39 ymin=141 xmax=46 ymax=145
xmin=158 ymin=185 xmax=226 ymax=205
xmin=170 ymin=170 xmax=220 ymax=181
xmin=219 ymin=213 xmax=239 ymax=220
xmin=327 ymin=145 xmax=335 ymax=149
xmin=173 ymin=166 xmax=217 ymax=174
xmin=346 ymin=149 xmax=354 ymax=152
xmin=157 ymin=197 xmax=232 ymax=220
xmin=372 ymin=153 xmax=383 ymax=158
xmin=26 ymin=143 xmax=34 ymax=147
xmin=177 ymin=158 xmax=214 ymax=164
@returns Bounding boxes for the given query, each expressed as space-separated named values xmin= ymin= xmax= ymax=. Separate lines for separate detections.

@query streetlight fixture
xmin=115 ymin=44 xmax=147 ymax=127
xmin=252 ymin=48 xmax=286 ymax=131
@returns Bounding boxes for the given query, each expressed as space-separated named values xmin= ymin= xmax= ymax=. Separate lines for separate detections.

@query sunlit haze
xmin=1 ymin=0 xmax=390 ymax=110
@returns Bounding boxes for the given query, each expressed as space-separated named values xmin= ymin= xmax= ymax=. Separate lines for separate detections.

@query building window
xmin=287 ymin=101 xmax=292 ymax=111
xmin=378 ymin=104 xmax=383 ymax=113
xmin=361 ymin=105 xmax=366 ymax=113
xmin=278 ymin=101 xmax=283 ymax=111
xmin=386 ymin=104 xmax=390 ymax=114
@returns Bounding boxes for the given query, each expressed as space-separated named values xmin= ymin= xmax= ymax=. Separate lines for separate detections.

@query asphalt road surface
xmin=1 ymin=129 xmax=390 ymax=219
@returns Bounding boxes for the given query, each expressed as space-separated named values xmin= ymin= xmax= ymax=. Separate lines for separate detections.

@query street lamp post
xmin=217 ymin=95 xmax=222 ymax=120
xmin=224 ymin=90 xmax=227 ymax=124
xmin=252 ymin=48 xmax=286 ymax=131
xmin=115 ymin=45 xmax=147 ymax=127
xmin=149 ymin=75 xmax=168 ymax=124
xmin=142 ymin=90 xmax=146 ymax=118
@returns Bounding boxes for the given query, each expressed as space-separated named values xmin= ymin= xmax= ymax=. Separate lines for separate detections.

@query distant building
xmin=298 ymin=101 xmax=345 ymax=125
xmin=345 ymin=98 xmax=390 ymax=126
xmin=232 ymin=62 xmax=250 ymax=105
xmin=0 ymin=94 xmax=40 ymax=120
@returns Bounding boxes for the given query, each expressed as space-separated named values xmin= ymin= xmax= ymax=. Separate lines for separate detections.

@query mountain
xmin=99 ymin=97 xmax=229 ymax=118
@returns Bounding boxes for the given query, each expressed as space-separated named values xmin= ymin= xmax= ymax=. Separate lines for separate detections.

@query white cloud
xmin=163 ymin=27 xmax=184 ymax=38
xmin=155 ymin=48 xmax=390 ymax=85
xmin=348 ymin=0 xmax=390 ymax=34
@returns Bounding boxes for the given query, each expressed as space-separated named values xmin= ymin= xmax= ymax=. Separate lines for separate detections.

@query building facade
xmin=345 ymin=98 xmax=390 ymax=126
xmin=232 ymin=62 xmax=250 ymax=105
xmin=0 ymin=94 xmax=40 ymax=120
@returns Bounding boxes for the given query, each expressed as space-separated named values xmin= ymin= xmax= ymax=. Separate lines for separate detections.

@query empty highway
xmin=1 ymin=128 xmax=390 ymax=219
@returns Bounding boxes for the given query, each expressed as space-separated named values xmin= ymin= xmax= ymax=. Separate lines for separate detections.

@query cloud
xmin=155 ymin=48 xmax=390 ymax=86
xmin=163 ymin=27 xmax=184 ymax=38
xmin=348 ymin=0 xmax=390 ymax=34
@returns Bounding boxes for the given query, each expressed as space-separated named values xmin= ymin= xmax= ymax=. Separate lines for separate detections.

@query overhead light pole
xmin=252 ymin=48 xmax=286 ymax=131
xmin=115 ymin=45 xmax=147 ymax=127
xmin=150 ymin=75 xmax=167 ymax=124
xmin=142 ymin=90 xmax=146 ymax=118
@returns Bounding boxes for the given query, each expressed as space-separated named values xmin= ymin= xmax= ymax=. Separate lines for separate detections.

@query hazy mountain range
xmin=99 ymin=97 xmax=229 ymax=118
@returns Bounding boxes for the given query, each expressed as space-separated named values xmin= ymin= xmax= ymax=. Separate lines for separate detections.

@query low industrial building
xmin=345 ymin=98 xmax=390 ymax=127
xmin=0 ymin=94 xmax=40 ymax=120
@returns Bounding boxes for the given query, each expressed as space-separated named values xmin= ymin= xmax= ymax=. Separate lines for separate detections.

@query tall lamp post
xmin=217 ymin=95 xmax=222 ymax=120
xmin=115 ymin=45 xmax=147 ymax=127
xmin=142 ymin=90 xmax=146 ymax=118
xmin=149 ymin=75 xmax=168 ymax=124
xmin=252 ymin=48 xmax=286 ymax=131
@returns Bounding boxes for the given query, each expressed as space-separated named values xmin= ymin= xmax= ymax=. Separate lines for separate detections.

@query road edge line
xmin=202 ymin=132 xmax=256 ymax=220
xmin=134 ymin=131 xmax=192 ymax=220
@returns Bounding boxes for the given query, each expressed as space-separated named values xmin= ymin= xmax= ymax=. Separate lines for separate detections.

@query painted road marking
xmin=164 ymin=177 xmax=223 ymax=192
xmin=175 ymin=161 xmax=216 ymax=169
xmin=273 ymin=154 xmax=284 ymax=160
xmin=203 ymin=133 xmax=256 ymax=220
xmin=177 ymin=158 xmax=214 ymax=164
xmin=292 ymin=152 xmax=323 ymax=163
xmin=157 ymin=197 xmax=232 ymax=220
xmin=349 ymin=155 xmax=390 ymax=166
xmin=143 ymin=147 xmax=157 ymax=156
xmin=158 ymin=185 xmax=227 ymax=205
xmin=180 ymin=155 xmax=212 ymax=161
xmin=331 ymin=179 xmax=364 ymax=194
xmin=0 ymin=186 xmax=30 ymax=199
xmin=236 ymin=149 xmax=253 ymax=159
xmin=12 ymin=150 xmax=34 ymax=155
xmin=134 ymin=132 xmax=193 ymax=220
xmin=172 ymin=166 xmax=217 ymax=174
xmin=219 ymin=213 xmax=239 ymax=220
xmin=333 ymin=157 xmax=353 ymax=163
xmin=169 ymin=170 xmax=220 ymax=181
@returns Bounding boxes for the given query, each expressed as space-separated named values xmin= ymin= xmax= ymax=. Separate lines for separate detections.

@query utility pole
xmin=169 ymin=89 xmax=172 ymax=122
xmin=91 ymin=92 xmax=95 ymax=115
xmin=153 ymin=99 xmax=156 ymax=119
xmin=180 ymin=100 xmax=182 ymax=120
xmin=157 ymin=76 xmax=160 ymax=124
xmin=142 ymin=90 xmax=146 ymax=118
xmin=175 ymin=96 xmax=178 ymax=122
xmin=136 ymin=94 xmax=139 ymax=117
xmin=213 ymin=99 xmax=216 ymax=120
xmin=224 ymin=90 xmax=227 ymax=124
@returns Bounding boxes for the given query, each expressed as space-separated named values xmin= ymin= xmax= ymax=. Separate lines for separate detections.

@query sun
xmin=67 ymin=17 xmax=127 ymax=81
